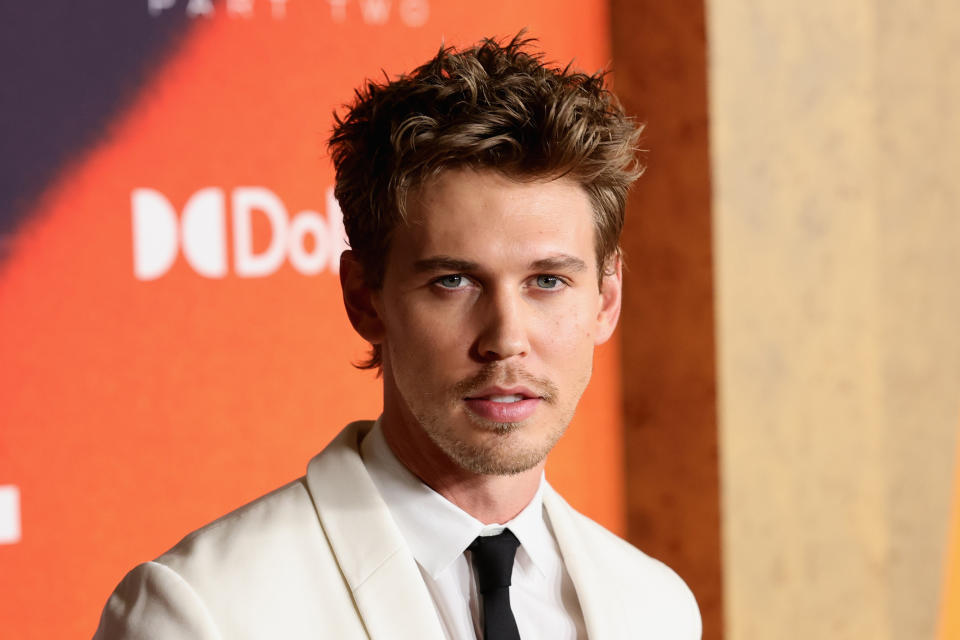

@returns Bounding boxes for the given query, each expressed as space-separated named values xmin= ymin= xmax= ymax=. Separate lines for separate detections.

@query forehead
xmin=390 ymin=168 xmax=596 ymax=267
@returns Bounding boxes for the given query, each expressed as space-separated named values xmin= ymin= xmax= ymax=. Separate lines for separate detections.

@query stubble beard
xmin=416 ymin=365 xmax=573 ymax=476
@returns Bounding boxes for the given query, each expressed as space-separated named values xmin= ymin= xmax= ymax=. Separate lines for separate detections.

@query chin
xmin=428 ymin=418 xmax=564 ymax=477
xmin=443 ymin=441 xmax=548 ymax=476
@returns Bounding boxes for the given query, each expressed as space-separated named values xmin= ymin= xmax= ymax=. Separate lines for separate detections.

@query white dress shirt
xmin=360 ymin=421 xmax=587 ymax=640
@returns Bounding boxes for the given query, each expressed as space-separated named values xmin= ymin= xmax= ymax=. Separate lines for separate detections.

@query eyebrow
xmin=413 ymin=256 xmax=481 ymax=273
xmin=412 ymin=254 xmax=588 ymax=273
xmin=529 ymin=255 xmax=589 ymax=273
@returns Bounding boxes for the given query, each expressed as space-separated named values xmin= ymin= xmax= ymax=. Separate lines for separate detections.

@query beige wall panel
xmin=876 ymin=4 xmax=960 ymax=638
xmin=710 ymin=4 xmax=889 ymax=637
xmin=709 ymin=1 xmax=960 ymax=638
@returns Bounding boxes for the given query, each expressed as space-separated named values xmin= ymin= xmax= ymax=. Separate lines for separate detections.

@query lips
xmin=485 ymin=394 xmax=526 ymax=403
xmin=464 ymin=386 xmax=541 ymax=423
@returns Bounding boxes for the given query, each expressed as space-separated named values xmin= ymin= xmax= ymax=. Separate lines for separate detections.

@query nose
xmin=474 ymin=288 xmax=530 ymax=362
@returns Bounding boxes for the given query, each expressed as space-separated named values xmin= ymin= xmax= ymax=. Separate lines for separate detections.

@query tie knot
xmin=469 ymin=529 xmax=521 ymax=593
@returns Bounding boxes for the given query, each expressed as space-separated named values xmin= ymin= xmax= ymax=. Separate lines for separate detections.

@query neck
xmin=380 ymin=415 xmax=545 ymax=525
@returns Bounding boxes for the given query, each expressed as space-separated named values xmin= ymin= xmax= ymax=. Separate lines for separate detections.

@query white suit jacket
xmin=94 ymin=422 xmax=701 ymax=639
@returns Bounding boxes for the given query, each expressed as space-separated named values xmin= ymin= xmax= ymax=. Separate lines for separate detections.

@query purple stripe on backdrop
xmin=0 ymin=1 xmax=195 ymax=258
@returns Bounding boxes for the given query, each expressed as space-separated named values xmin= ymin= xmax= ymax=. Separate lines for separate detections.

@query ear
xmin=339 ymin=250 xmax=385 ymax=344
xmin=594 ymin=255 xmax=623 ymax=346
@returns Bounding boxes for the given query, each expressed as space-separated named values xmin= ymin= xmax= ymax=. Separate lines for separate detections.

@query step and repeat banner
xmin=0 ymin=2 xmax=622 ymax=637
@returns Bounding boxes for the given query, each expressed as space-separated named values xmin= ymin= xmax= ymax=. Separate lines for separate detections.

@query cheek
xmin=531 ymin=317 xmax=596 ymax=381
xmin=382 ymin=298 xmax=469 ymax=374
xmin=537 ymin=297 xmax=599 ymax=349
xmin=391 ymin=304 xmax=464 ymax=350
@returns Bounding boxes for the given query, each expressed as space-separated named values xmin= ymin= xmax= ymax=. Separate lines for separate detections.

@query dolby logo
xmin=131 ymin=186 xmax=348 ymax=281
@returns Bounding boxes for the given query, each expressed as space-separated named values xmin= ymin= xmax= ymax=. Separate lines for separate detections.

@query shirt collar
xmin=360 ymin=418 xmax=553 ymax=579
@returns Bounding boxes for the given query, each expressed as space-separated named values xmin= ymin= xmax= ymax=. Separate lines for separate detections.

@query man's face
xmin=366 ymin=168 xmax=621 ymax=476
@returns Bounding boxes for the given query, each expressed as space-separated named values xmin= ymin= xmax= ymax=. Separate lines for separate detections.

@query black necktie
xmin=469 ymin=529 xmax=522 ymax=640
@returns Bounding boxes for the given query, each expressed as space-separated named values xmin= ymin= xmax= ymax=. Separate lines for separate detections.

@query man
xmin=94 ymin=35 xmax=701 ymax=639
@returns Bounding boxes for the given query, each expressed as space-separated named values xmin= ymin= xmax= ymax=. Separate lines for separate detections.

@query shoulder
xmin=544 ymin=487 xmax=702 ymax=638
xmin=566 ymin=504 xmax=697 ymax=601
xmin=94 ymin=560 xmax=221 ymax=639
xmin=95 ymin=478 xmax=365 ymax=638
xmin=160 ymin=422 xmax=372 ymax=578
xmin=158 ymin=479 xmax=321 ymax=577
xmin=94 ymin=425 xmax=378 ymax=638
xmin=93 ymin=480 xmax=322 ymax=639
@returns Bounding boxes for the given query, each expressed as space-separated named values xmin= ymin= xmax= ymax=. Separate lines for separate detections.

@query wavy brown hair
xmin=329 ymin=34 xmax=643 ymax=369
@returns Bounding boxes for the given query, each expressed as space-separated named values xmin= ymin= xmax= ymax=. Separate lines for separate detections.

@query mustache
xmin=451 ymin=364 xmax=558 ymax=403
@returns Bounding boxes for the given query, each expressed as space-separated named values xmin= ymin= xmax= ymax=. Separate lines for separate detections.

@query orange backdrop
xmin=0 ymin=2 xmax=622 ymax=637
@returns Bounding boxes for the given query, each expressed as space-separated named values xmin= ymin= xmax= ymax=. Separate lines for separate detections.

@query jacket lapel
xmin=544 ymin=487 xmax=624 ymax=640
xmin=305 ymin=421 xmax=446 ymax=640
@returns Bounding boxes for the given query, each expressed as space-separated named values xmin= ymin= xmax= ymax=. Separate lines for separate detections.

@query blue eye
xmin=437 ymin=274 xmax=465 ymax=288
xmin=536 ymin=275 xmax=561 ymax=289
